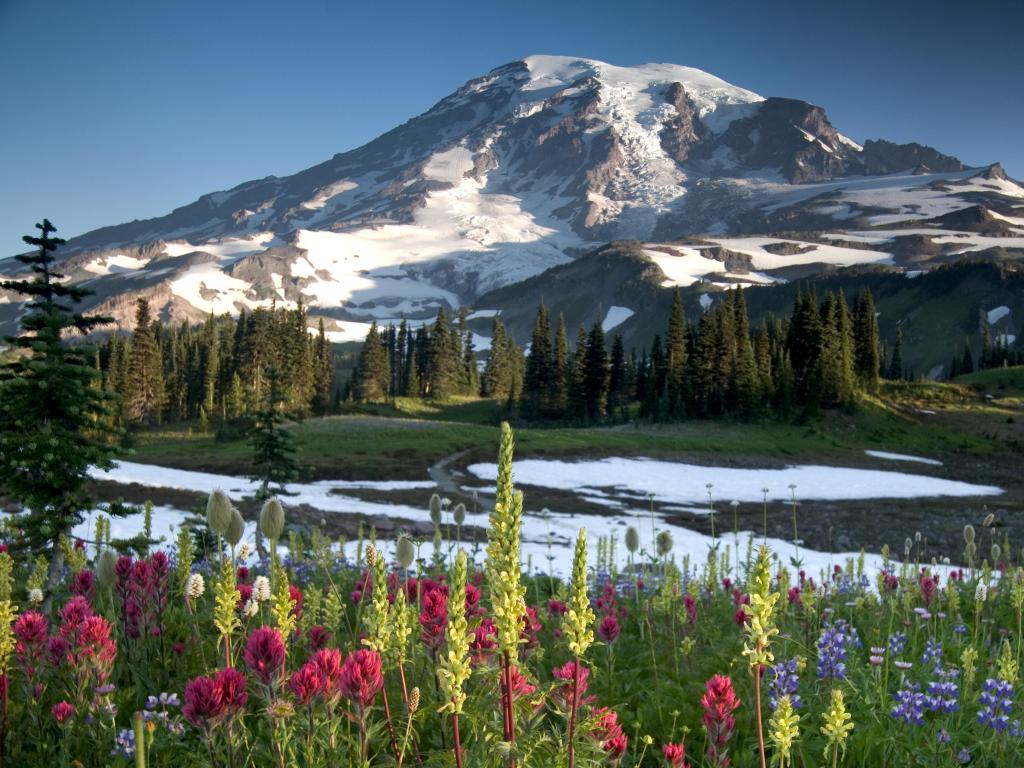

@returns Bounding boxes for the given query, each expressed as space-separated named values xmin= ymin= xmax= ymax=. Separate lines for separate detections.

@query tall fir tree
xmin=311 ymin=317 xmax=333 ymax=415
xmin=125 ymin=298 xmax=166 ymax=425
xmin=664 ymin=291 xmax=689 ymax=417
xmin=852 ymin=288 xmax=880 ymax=393
xmin=0 ymin=220 xmax=124 ymax=590
xmin=523 ymin=301 xmax=553 ymax=417
xmin=583 ymin=316 xmax=610 ymax=421
xmin=352 ymin=321 xmax=391 ymax=401
xmin=550 ymin=313 xmax=570 ymax=414
xmin=249 ymin=366 xmax=300 ymax=500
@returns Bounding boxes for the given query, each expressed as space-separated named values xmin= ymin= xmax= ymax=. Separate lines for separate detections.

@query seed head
xmin=206 ymin=490 xmax=234 ymax=535
xmin=259 ymin=498 xmax=286 ymax=542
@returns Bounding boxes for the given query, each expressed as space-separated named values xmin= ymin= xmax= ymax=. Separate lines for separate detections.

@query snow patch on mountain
xmin=83 ymin=254 xmax=150 ymax=275
xmin=602 ymin=306 xmax=635 ymax=331
xmin=987 ymin=306 xmax=1010 ymax=324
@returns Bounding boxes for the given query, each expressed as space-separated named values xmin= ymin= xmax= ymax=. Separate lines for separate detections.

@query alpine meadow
xmin=3 ymin=5 xmax=1024 ymax=766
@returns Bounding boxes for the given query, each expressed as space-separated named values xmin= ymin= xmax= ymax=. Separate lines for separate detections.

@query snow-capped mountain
xmin=3 ymin=54 xmax=1024 ymax=339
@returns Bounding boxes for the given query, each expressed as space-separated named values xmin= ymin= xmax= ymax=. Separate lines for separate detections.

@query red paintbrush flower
xmin=702 ymin=675 xmax=740 ymax=768
xmin=214 ymin=667 xmax=248 ymax=718
xmin=51 ymin=701 xmax=74 ymax=724
xmin=340 ymin=649 xmax=383 ymax=709
xmin=311 ymin=647 xmax=344 ymax=706
xmin=662 ymin=742 xmax=690 ymax=768
xmin=289 ymin=662 xmax=323 ymax=706
xmin=182 ymin=675 xmax=225 ymax=726
xmin=597 ymin=615 xmax=620 ymax=643
xmin=243 ymin=626 xmax=286 ymax=687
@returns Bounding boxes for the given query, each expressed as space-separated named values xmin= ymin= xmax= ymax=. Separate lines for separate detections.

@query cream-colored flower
xmin=28 ymin=588 xmax=43 ymax=605
xmin=186 ymin=573 xmax=205 ymax=599
xmin=253 ymin=575 xmax=271 ymax=603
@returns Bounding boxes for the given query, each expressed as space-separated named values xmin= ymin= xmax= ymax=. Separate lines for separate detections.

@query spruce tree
xmin=852 ymin=289 xmax=880 ymax=392
xmin=731 ymin=288 xmax=759 ymax=414
xmin=566 ymin=325 xmax=589 ymax=421
xmin=607 ymin=334 xmax=627 ymax=417
xmin=551 ymin=313 xmax=570 ymax=414
xmin=249 ymin=366 xmax=300 ymax=500
xmin=125 ymin=298 xmax=166 ymax=425
xmin=353 ymin=321 xmax=390 ymax=401
xmin=0 ymin=219 xmax=124 ymax=588
xmin=583 ymin=316 xmax=610 ymax=421
xmin=887 ymin=326 xmax=905 ymax=380
xmin=665 ymin=291 xmax=688 ymax=417
xmin=523 ymin=302 xmax=553 ymax=417
xmin=311 ymin=317 xmax=333 ymax=415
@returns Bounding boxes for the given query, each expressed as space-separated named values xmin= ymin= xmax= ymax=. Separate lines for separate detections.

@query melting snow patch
xmin=864 ymin=450 xmax=943 ymax=467
xmin=987 ymin=306 xmax=1010 ymax=324
xmin=602 ymin=306 xmax=634 ymax=332
xmin=467 ymin=457 xmax=998 ymax=504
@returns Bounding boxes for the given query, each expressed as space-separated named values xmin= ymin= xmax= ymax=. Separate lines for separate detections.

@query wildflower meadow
xmin=0 ymin=423 xmax=1021 ymax=767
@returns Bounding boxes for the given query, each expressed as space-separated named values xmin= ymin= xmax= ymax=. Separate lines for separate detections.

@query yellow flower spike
xmin=270 ymin=556 xmax=297 ymax=644
xmin=486 ymin=423 xmax=527 ymax=657
xmin=362 ymin=544 xmax=392 ymax=656
xmin=820 ymin=689 xmax=853 ymax=762
xmin=212 ymin=554 xmax=241 ymax=650
xmin=742 ymin=545 xmax=780 ymax=669
xmin=769 ymin=695 xmax=800 ymax=768
xmin=438 ymin=550 xmax=472 ymax=715
xmin=564 ymin=529 xmax=595 ymax=658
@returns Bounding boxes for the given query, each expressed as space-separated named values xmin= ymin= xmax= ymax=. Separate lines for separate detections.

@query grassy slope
xmin=127 ymin=378 xmax=1022 ymax=481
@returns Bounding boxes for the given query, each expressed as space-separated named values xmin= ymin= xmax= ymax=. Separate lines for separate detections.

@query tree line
xmin=97 ymin=299 xmax=335 ymax=427
xmin=948 ymin=324 xmax=1021 ymax=378
xmin=350 ymin=287 xmax=885 ymax=422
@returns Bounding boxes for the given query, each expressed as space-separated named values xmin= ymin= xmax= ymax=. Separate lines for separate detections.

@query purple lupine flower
xmin=978 ymin=678 xmax=1014 ymax=732
xmin=768 ymin=658 xmax=802 ymax=710
xmin=957 ymin=748 xmax=971 ymax=763
xmin=924 ymin=668 xmax=960 ymax=714
xmin=889 ymin=631 xmax=908 ymax=656
xmin=922 ymin=639 xmax=943 ymax=672
xmin=817 ymin=620 xmax=858 ymax=680
xmin=953 ymin=623 xmax=968 ymax=636
xmin=111 ymin=728 xmax=135 ymax=759
xmin=891 ymin=680 xmax=926 ymax=725
xmin=937 ymin=729 xmax=951 ymax=744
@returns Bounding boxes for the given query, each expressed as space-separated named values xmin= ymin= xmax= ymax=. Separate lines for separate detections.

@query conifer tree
xmin=353 ymin=321 xmax=391 ymax=402
xmin=583 ymin=316 xmax=609 ymax=421
xmin=852 ymin=288 xmax=880 ymax=392
xmin=523 ymin=302 xmax=553 ymax=417
xmin=550 ymin=313 xmax=570 ymax=413
xmin=665 ymin=290 xmax=688 ymax=417
xmin=607 ymin=334 xmax=627 ymax=417
xmin=566 ymin=325 xmax=589 ymax=421
xmin=125 ymin=298 xmax=166 ymax=425
xmin=427 ymin=309 xmax=460 ymax=399
xmin=0 ymin=219 xmax=124 ymax=588
xmin=887 ymin=326 xmax=905 ymax=380
xmin=731 ymin=288 xmax=759 ymax=414
xmin=311 ymin=317 xmax=333 ymax=415
xmin=249 ymin=366 xmax=300 ymax=500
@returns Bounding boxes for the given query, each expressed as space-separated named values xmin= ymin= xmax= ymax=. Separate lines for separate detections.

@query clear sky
xmin=2 ymin=0 xmax=1021 ymax=254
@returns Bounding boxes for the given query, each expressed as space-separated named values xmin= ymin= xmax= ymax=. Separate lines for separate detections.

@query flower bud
xmin=206 ymin=490 xmax=233 ymax=535
xmin=656 ymin=530 xmax=674 ymax=557
xmin=964 ymin=525 xmax=976 ymax=544
xmin=259 ymin=498 xmax=286 ymax=542
xmin=625 ymin=526 xmax=640 ymax=554
xmin=225 ymin=508 xmax=245 ymax=548
xmin=395 ymin=534 xmax=415 ymax=569
xmin=429 ymin=494 xmax=442 ymax=527
xmin=96 ymin=549 xmax=118 ymax=589
xmin=453 ymin=503 xmax=466 ymax=526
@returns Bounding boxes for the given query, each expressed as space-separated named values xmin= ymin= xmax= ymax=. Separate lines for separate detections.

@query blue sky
xmin=1 ymin=0 xmax=1021 ymax=254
